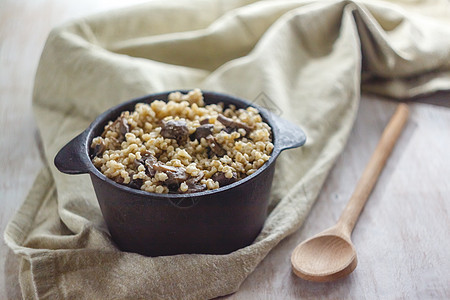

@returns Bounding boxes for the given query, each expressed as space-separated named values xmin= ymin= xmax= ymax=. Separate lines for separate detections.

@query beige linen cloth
xmin=4 ymin=0 xmax=450 ymax=299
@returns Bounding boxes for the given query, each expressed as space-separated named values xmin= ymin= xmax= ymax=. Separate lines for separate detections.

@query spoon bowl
xmin=291 ymin=228 xmax=357 ymax=282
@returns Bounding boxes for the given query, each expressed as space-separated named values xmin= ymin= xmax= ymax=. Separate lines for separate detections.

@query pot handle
xmin=54 ymin=130 xmax=91 ymax=174
xmin=269 ymin=113 xmax=307 ymax=152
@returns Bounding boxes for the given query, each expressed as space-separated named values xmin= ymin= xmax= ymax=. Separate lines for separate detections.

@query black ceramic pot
xmin=55 ymin=91 xmax=306 ymax=257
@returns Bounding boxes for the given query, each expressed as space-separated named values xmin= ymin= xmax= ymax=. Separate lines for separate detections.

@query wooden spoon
xmin=291 ymin=103 xmax=409 ymax=282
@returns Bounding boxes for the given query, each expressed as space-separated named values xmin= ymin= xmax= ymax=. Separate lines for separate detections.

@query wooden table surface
xmin=1 ymin=1 xmax=449 ymax=299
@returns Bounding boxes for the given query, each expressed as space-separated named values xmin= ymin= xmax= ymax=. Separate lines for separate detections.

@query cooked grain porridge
xmin=91 ymin=89 xmax=273 ymax=193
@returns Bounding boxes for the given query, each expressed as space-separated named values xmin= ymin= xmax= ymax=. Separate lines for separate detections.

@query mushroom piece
xmin=183 ymin=183 xmax=207 ymax=193
xmin=206 ymin=134 xmax=226 ymax=157
xmin=119 ymin=117 xmax=130 ymax=137
xmin=134 ymin=153 xmax=158 ymax=177
xmin=199 ymin=118 xmax=210 ymax=125
xmin=160 ymin=119 xmax=189 ymax=143
xmin=127 ymin=172 xmax=144 ymax=189
xmin=191 ymin=124 xmax=214 ymax=141
xmin=179 ymin=171 xmax=206 ymax=193
xmin=129 ymin=178 xmax=144 ymax=189
xmin=113 ymin=175 xmax=125 ymax=184
xmin=124 ymin=151 xmax=197 ymax=191
xmin=153 ymin=163 xmax=188 ymax=188
xmin=217 ymin=114 xmax=253 ymax=133
xmin=211 ymin=171 xmax=237 ymax=187
xmin=135 ymin=153 xmax=188 ymax=190
xmin=91 ymin=140 xmax=106 ymax=158
xmin=101 ymin=116 xmax=130 ymax=140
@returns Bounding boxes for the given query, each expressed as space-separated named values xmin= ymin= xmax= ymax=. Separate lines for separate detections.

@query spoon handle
xmin=337 ymin=103 xmax=409 ymax=235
